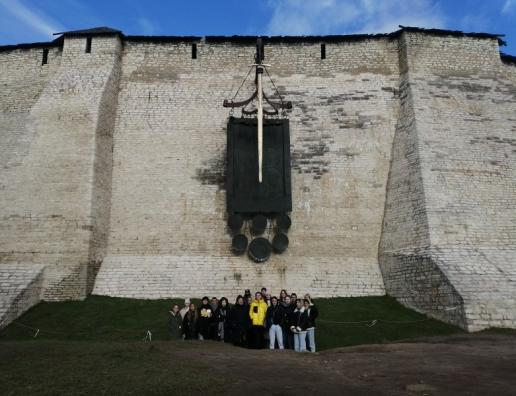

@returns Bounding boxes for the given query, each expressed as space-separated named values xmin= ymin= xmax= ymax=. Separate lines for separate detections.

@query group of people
xmin=167 ymin=287 xmax=319 ymax=353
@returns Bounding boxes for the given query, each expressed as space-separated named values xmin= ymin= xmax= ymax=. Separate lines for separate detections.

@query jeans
xmin=293 ymin=331 xmax=307 ymax=352
xmin=269 ymin=324 xmax=284 ymax=349
xmin=218 ymin=322 xmax=225 ymax=341
xmin=306 ymin=328 xmax=316 ymax=352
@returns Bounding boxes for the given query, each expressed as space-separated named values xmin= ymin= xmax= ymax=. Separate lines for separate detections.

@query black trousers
xmin=249 ymin=325 xmax=265 ymax=349
xmin=282 ymin=326 xmax=294 ymax=349
xmin=232 ymin=326 xmax=247 ymax=347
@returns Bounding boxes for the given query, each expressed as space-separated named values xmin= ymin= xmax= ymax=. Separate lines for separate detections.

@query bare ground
xmin=194 ymin=334 xmax=516 ymax=395
xmin=2 ymin=333 xmax=515 ymax=395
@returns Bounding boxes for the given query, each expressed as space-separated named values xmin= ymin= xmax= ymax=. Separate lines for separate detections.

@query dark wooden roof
xmin=0 ymin=41 xmax=61 ymax=52
xmin=398 ymin=26 xmax=506 ymax=46
xmin=124 ymin=26 xmax=506 ymax=46
xmin=501 ymin=52 xmax=516 ymax=65
xmin=53 ymin=27 xmax=122 ymax=36
xmin=126 ymin=35 xmax=201 ymax=43
xmin=0 ymin=26 xmax=511 ymax=55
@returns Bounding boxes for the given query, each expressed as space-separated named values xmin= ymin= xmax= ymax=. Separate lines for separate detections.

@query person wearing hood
xmin=290 ymin=299 xmax=309 ymax=352
xmin=229 ymin=295 xmax=250 ymax=347
xmin=280 ymin=295 xmax=295 ymax=349
xmin=181 ymin=302 xmax=199 ymax=340
xmin=198 ymin=296 xmax=214 ymax=340
xmin=168 ymin=304 xmax=182 ymax=339
xmin=216 ymin=297 xmax=230 ymax=342
xmin=243 ymin=289 xmax=252 ymax=305
xmin=262 ymin=291 xmax=272 ymax=345
xmin=304 ymin=294 xmax=319 ymax=352
xmin=209 ymin=297 xmax=220 ymax=340
xmin=266 ymin=296 xmax=286 ymax=349
xmin=249 ymin=291 xmax=268 ymax=349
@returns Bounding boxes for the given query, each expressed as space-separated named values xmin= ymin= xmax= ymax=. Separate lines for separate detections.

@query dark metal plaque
xmin=226 ymin=117 xmax=292 ymax=215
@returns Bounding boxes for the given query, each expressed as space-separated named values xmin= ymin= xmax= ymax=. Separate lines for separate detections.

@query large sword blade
xmin=257 ymin=68 xmax=263 ymax=183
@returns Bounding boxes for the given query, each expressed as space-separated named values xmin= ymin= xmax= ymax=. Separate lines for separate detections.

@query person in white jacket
xmin=289 ymin=299 xmax=309 ymax=352
xmin=179 ymin=298 xmax=190 ymax=319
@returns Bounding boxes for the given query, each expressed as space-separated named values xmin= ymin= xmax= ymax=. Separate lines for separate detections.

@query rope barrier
xmin=378 ymin=318 xmax=432 ymax=324
xmin=7 ymin=315 xmax=438 ymax=340
xmin=9 ymin=320 xmax=159 ymax=339
xmin=316 ymin=305 xmax=460 ymax=326
xmin=318 ymin=319 xmax=375 ymax=325
xmin=318 ymin=317 xmax=434 ymax=326
xmin=6 ymin=305 xmax=461 ymax=339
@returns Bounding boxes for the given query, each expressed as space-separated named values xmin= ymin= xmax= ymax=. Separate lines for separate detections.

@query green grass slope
xmin=0 ymin=295 xmax=463 ymax=348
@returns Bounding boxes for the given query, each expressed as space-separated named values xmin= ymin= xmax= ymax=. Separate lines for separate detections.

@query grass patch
xmin=0 ymin=341 xmax=225 ymax=396
xmin=480 ymin=327 xmax=516 ymax=335
xmin=1 ymin=295 xmax=463 ymax=348
xmin=315 ymin=296 xmax=464 ymax=349
xmin=1 ymin=295 xmax=183 ymax=341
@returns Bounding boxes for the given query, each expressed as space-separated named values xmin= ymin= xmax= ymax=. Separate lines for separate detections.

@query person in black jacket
xmin=228 ymin=295 xmax=250 ymax=347
xmin=290 ymin=299 xmax=309 ymax=352
xmin=304 ymin=294 xmax=319 ymax=352
xmin=280 ymin=295 xmax=295 ymax=349
xmin=216 ymin=297 xmax=230 ymax=342
xmin=198 ymin=296 xmax=214 ymax=340
xmin=168 ymin=304 xmax=182 ymax=339
xmin=266 ymin=296 xmax=286 ymax=349
xmin=209 ymin=297 xmax=220 ymax=340
xmin=243 ymin=289 xmax=252 ymax=305
xmin=181 ymin=303 xmax=198 ymax=340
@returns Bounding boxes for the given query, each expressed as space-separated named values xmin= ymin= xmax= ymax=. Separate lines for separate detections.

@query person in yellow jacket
xmin=249 ymin=292 xmax=268 ymax=349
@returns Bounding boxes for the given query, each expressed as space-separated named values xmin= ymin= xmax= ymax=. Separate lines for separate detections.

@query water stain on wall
xmin=194 ymin=153 xmax=226 ymax=189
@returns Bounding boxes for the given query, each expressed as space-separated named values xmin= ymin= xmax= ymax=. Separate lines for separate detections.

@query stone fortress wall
xmin=0 ymin=27 xmax=515 ymax=331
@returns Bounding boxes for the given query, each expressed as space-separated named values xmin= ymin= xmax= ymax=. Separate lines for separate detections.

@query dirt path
xmin=179 ymin=334 xmax=516 ymax=395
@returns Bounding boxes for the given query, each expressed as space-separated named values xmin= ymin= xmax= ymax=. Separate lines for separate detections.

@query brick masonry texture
xmin=379 ymin=32 xmax=516 ymax=331
xmin=0 ymin=263 xmax=45 ymax=329
xmin=0 ymin=29 xmax=515 ymax=331
xmin=0 ymin=36 xmax=121 ymax=305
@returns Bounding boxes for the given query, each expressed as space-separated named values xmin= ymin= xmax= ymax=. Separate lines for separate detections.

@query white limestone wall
xmin=380 ymin=32 xmax=516 ymax=330
xmin=93 ymin=38 xmax=400 ymax=299
xmin=1 ymin=30 xmax=515 ymax=331
xmin=0 ymin=263 xmax=45 ymax=329
xmin=0 ymin=36 xmax=121 ymax=300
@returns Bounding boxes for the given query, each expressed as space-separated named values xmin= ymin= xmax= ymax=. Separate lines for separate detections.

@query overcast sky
xmin=0 ymin=0 xmax=515 ymax=55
